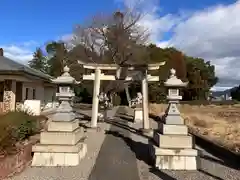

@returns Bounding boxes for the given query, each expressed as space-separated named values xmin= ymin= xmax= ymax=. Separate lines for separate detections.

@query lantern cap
xmin=52 ymin=65 xmax=80 ymax=85
xmin=164 ymin=68 xmax=188 ymax=87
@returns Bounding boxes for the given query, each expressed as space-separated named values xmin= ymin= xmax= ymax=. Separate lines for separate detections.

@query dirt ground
xmin=149 ymin=103 xmax=240 ymax=154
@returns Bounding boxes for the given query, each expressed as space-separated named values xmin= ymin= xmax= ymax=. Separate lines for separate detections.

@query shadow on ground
xmin=105 ymin=130 xmax=153 ymax=166
xmin=198 ymin=169 xmax=224 ymax=180
xmin=105 ymin=119 xmax=151 ymax=139
xmin=200 ymin=153 xmax=239 ymax=170
xmin=105 ymin=130 xmax=181 ymax=180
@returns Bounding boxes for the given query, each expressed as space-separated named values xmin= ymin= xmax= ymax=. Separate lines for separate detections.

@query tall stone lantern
xmin=150 ymin=68 xmax=199 ymax=170
xmin=32 ymin=66 xmax=87 ymax=167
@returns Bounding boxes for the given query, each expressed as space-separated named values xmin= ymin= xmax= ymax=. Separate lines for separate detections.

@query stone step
xmin=32 ymin=141 xmax=85 ymax=153
xmin=158 ymin=124 xmax=188 ymax=135
xmin=47 ymin=119 xmax=79 ymax=132
xmin=154 ymin=133 xmax=193 ymax=149
xmin=152 ymin=146 xmax=198 ymax=156
xmin=40 ymin=127 xmax=83 ymax=145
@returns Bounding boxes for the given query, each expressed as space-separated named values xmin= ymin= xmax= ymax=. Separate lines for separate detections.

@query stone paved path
xmin=88 ymin=118 xmax=140 ymax=180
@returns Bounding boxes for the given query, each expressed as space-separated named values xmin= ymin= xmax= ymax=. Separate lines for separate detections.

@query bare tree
xmin=71 ymin=5 xmax=149 ymax=64
xmin=70 ymin=6 xmax=151 ymax=102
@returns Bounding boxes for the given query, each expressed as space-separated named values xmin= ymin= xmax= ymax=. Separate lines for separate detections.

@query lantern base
xmin=149 ymin=142 xmax=199 ymax=170
xmin=32 ymin=142 xmax=87 ymax=166
xmin=32 ymin=119 xmax=87 ymax=166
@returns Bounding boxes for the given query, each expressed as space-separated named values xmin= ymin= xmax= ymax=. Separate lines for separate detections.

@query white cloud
xmin=118 ymin=0 xmax=182 ymax=42
xmin=118 ymin=0 xmax=240 ymax=91
xmin=2 ymin=45 xmax=33 ymax=63
xmin=164 ymin=0 xmax=240 ymax=90
xmin=210 ymin=86 xmax=233 ymax=91
xmin=0 ymin=41 xmax=38 ymax=64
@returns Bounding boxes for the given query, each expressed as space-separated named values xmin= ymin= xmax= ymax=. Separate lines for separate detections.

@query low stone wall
xmin=0 ymin=140 xmax=37 ymax=180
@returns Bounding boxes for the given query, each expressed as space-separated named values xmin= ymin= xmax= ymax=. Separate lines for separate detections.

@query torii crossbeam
xmin=81 ymin=62 xmax=165 ymax=131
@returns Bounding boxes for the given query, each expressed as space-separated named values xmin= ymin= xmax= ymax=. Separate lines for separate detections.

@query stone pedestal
xmin=134 ymin=108 xmax=143 ymax=123
xmin=32 ymin=120 xmax=87 ymax=166
xmin=150 ymin=68 xmax=198 ymax=170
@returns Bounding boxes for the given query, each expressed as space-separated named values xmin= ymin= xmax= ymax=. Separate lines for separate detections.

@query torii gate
xmin=82 ymin=62 xmax=165 ymax=131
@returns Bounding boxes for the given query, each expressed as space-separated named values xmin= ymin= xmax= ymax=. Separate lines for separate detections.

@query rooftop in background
xmin=0 ymin=48 xmax=53 ymax=81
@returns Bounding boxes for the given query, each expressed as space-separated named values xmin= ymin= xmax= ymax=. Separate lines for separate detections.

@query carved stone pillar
xmin=3 ymin=80 xmax=16 ymax=112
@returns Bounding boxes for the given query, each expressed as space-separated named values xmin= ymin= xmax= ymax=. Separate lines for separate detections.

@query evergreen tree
xmin=28 ymin=48 xmax=47 ymax=73
xmin=45 ymin=41 xmax=68 ymax=77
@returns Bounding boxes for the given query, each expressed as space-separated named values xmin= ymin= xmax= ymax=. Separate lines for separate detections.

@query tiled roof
xmin=0 ymin=55 xmax=53 ymax=81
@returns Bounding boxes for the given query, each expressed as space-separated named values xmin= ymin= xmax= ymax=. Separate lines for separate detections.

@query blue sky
xmin=0 ymin=0 xmax=239 ymax=90
xmin=0 ymin=0 xmax=235 ymax=46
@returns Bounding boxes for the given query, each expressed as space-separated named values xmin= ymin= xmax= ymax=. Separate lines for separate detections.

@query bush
xmin=0 ymin=111 xmax=43 ymax=156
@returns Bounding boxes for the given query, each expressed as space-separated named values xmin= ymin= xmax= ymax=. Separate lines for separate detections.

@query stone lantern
xmin=163 ymin=68 xmax=188 ymax=124
xmin=150 ymin=68 xmax=198 ymax=170
xmin=51 ymin=66 xmax=78 ymax=121
xmin=31 ymin=66 xmax=87 ymax=167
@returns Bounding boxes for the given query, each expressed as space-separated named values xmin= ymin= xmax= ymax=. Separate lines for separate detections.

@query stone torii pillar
xmin=91 ymin=68 xmax=101 ymax=127
xmin=141 ymin=70 xmax=150 ymax=131
xmin=82 ymin=63 xmax=165 ymax=129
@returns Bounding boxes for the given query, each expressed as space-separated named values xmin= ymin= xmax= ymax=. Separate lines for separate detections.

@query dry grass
xmin=149 ymin=103 xmax=240 ymax=153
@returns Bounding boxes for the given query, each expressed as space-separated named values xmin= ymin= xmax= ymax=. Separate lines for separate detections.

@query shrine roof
xmin=0 ymin=55 xmax=53 ymax=81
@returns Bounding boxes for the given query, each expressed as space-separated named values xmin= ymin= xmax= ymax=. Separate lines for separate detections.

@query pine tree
xmin=28 ymin=48 xmax=47 ymax=73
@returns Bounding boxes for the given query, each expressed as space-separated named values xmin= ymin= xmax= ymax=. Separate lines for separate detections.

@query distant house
xmin=210 ymin=90 xmax=232 ymax=101
xmin=0 ymin=48 xmax=57 ymax=113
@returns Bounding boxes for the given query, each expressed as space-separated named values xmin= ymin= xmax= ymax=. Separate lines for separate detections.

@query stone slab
xmin=31 ymin=143 xmax=87 ymax=166
xmin=164 ymin=116 xmax=185 ymax=125
xmin=152 ymin=146 xmax=198 ymax=156
xmin=40 ymin=127 xmax=83 ymax=145
xmin=158 ymin=124 xmax=188 ymax=135
xmin=154 ymin=132 xmax=193 ymax=149
xmin=134 ymin=109 xmax=143 ymax=122
xmin=47 ymin=119 xmax=79 ymax=132
xmin=32 ymin=141 xmax=85 ymax=153
xmin=155 ymin=155 xmax=197 ymax=170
